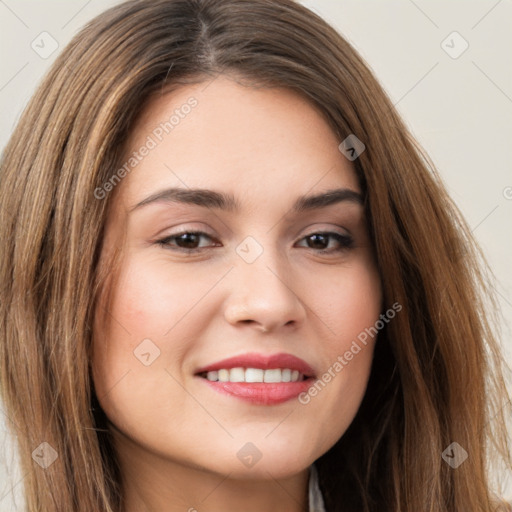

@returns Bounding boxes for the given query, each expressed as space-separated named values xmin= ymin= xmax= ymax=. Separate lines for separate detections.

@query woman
xmin=0 ymin=0 xmax=510 ymax=511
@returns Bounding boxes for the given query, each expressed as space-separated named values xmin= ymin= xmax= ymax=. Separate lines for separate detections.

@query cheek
xmin=107 ymin=254 xmax=217 ymax=335
xmin=91 ymin=254 xmax=219 ymax=392
xmin=317 ymin=257 xmax=382 ymax=347
xmin=296 ymin=258 xmax=381 ymax=440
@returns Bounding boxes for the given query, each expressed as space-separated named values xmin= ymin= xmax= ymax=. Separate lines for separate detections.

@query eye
xmin=295 ymin=232 xmax=354 ymax=253
xmin=155 ymin=230 xmax=353 ymax=254
xmin=156 ymin=230 xmax=218 ymax=252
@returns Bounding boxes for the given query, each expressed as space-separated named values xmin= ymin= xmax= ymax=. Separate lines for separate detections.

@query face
xmin=92 ymin=75 xmax=382 ymax=481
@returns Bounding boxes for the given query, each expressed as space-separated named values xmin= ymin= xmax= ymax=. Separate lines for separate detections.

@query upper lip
xmin=195 ymin=352 xmax=316 ymax=378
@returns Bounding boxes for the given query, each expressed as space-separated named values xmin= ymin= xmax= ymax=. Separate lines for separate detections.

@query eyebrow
xmin=129 ymin=186 xmax=363 ymax=213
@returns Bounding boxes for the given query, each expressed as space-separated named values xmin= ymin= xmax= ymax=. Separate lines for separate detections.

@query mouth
xmin=197 ymin=367 xmax=309 ymax=383
xmin=194 ymin=352 xmax=316 ymax=405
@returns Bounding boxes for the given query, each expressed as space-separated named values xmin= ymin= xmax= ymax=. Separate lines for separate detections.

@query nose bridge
xmin=234 ymin=234 xmax=288 ymax=290
xmin=224 ymin=234 xmax=306 ymax=330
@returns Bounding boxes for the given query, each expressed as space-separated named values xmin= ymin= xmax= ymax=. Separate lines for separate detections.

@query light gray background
xmin=1 ymin=0 xmax=511 ymax=510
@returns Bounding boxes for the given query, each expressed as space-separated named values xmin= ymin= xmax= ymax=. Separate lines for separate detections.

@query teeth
xmin=281 ymin=369 xmax=291 ymax=382
xmin=218 ymin=369 xmax=230 ymax=382
xmin=206 ymin=370 xmax=218 ymax=381
xmin=229 ymin=367 xmax=245 ymax=382
xmin=203 ymin=368 xmax=305 ymax=383
xmin=245 ymin=368 xmax=264 ymax=383
xmin=263 ymin=369 xmax=282 ymax=383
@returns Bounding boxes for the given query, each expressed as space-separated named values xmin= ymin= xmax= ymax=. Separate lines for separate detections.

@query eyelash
xmin=155 ymin=230 xmax=354 ymax=254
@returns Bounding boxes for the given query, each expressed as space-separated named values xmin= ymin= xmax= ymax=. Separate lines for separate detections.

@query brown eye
xmin=156 ymin=231 xmax=218 ymax=252
xmin=296 ymin=232 xmax=354 ymax=253
xmin=155 ymin=230 xmax=353 ymax=255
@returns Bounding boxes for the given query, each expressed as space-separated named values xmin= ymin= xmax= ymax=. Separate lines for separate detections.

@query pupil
xmin=309 ymin=234 xmax=327 ymax=249
xmin=178 ymin=233 xmax=199 ymax=248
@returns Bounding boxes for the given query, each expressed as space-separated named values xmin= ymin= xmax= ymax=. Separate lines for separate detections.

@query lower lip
xmin=198 ymin=378 xmax=314 ymax=405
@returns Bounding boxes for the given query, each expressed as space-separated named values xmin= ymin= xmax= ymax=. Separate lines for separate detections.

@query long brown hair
xmin=1 ymin=1 xmax=510 ymax=510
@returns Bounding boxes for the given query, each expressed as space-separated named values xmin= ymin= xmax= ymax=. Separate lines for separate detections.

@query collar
xmin=308 ymin=464 xmax=326 ymax=512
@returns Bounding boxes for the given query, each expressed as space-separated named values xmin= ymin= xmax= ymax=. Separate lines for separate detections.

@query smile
xmin=199 ymin=368 xmax=306 ymax=383
xmin=194 ymin=352 xmax=316 ymax=405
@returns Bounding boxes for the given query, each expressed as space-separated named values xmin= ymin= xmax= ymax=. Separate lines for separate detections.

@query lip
xmin=200 ymin=380 xmax=314 ymax=405
xmin=194 ymin=352 xmax=316 ymax=406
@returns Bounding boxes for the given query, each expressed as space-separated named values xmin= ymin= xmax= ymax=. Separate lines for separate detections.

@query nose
xmin=223 ymin=245 xmax=307 ymax=333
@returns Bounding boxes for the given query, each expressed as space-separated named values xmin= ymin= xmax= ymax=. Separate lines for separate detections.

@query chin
xmin=211 ymin=457 xmax=313 ymax=481
xmin=195 ymin=436 xmax=319 ymax=480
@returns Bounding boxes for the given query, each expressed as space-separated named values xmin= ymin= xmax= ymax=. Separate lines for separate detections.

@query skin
xmin=92 ymin=74 xmax=382 ymax=512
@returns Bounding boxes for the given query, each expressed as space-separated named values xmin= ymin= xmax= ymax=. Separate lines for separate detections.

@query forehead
xmin=117 ymin=75 xmax=359 ymax=212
